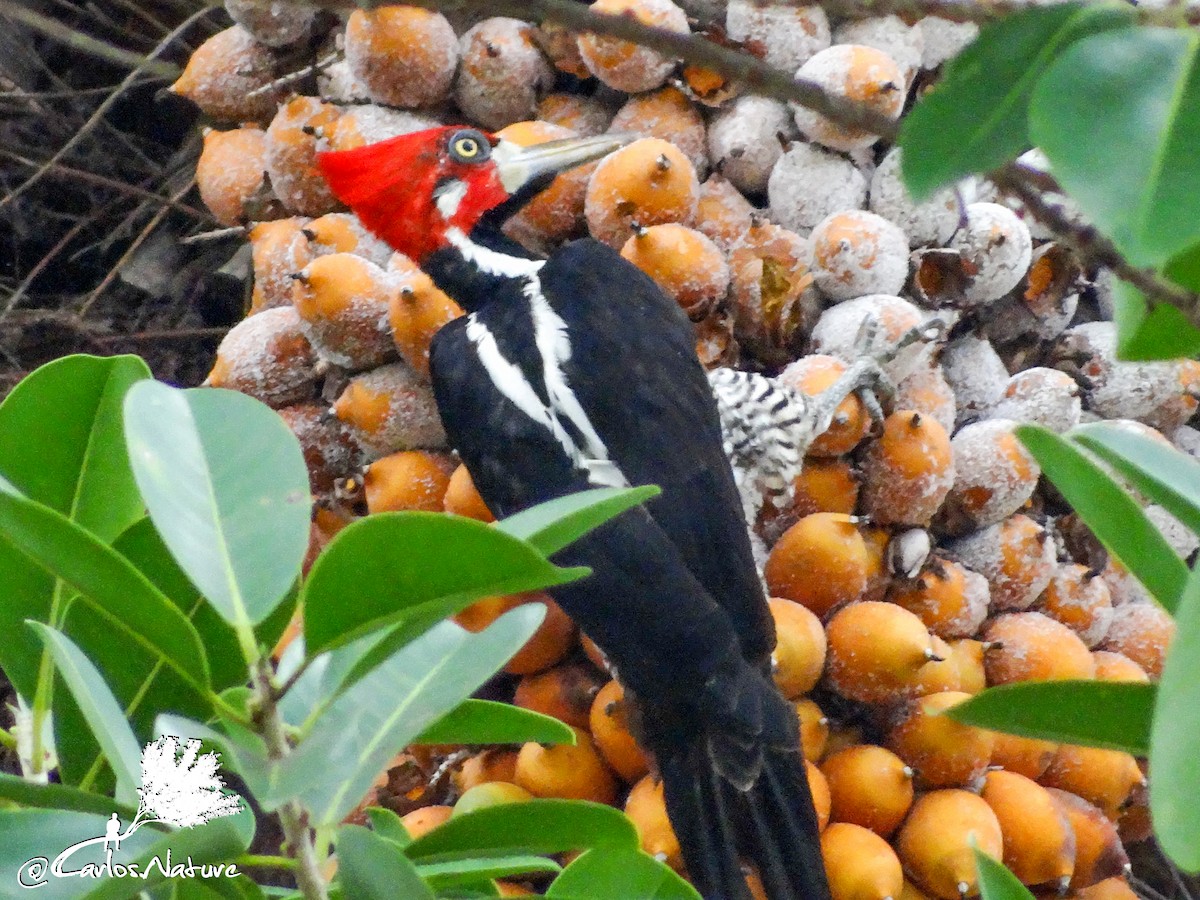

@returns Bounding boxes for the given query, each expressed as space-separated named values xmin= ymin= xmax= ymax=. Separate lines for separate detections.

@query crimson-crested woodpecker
xmin=319 ymin=126 xmax=833 ymax=900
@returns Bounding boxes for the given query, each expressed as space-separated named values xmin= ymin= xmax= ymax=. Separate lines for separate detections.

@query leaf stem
xmin=249 ymin=657 xmax=330 ymax=900
xmin=234 ymin=853 xmax=300 ymax=871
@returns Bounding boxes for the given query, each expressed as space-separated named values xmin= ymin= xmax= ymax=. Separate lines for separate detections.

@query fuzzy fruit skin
xmin=980 ymin=770 xmax=1076 ymax=888
xmin=585 ymin=138 xmax=699 ymax=248
xmin=196 ymin=126 xmax=272 ymax=227
xmin=576 ymin=0 xmax=690 ymax=93
xmin=826 ymin=601 xmax=936 ymax=703
xmin=820 ymin=744 xmax=914 ymax=838
xmin=896 ymin=789 xmax=1004 ymax=899
xmin=515 ymin=726 xmax=618 ymax=803
xmin=860 ymin=411 xmax=955 ymax=528
xmin=1047 ymin=788 xmax=1129 ymax=890
xmin=344 ymin=7 xmax=458 ymax=108
xmin=887 ymin=690 xmax=994 ymax=789
xmin=625 ymin=774 xmax=682 ymax=870
xmin=590 ymin=679 xmax=650 ymax=782
xmin=982 ymin=612 xmax=1096 ymax=684
xmin=1039 ymin=745 xmax=1143 ymax=819
xmin=821 ymin=822 xmax=904 ymax=900
xmin=765 ymin=513 xmax=870 ymax=618
xmin=768 ymin=597 xmax=827 ymax=698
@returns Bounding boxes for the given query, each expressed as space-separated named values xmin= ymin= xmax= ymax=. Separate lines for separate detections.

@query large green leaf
xmin=495 ymin=486 xmax=660 ymax=556
xmin=0 ymin=354 xmax=148 ymax=540
xmin=1017 ymin=425 xmax=1187 ymax=612
xmin=947 ymin=681 xmax=1154 ymax=755
xmin=273 ymin=606 xmax=546 ymax=826
xmin=546 ymin=849 xmax=700 ymax=900
xmin=0 ymin=355 xmax=149 ymax=701
xmin=1071 ymin=421 xmax=1200 ymax=539
xmin=1110 ymin=282 xmax=1200 ymax=362
xmin=123 ymin=383 xmax=310 ymax=629
xmin=974 ymin=846 xmax=1035 ymax=900
xmin=1150 ymin=566 xmax=1200 ymax=871
xmin=414 ymin=699 xmax=575 ymax=746
xmin=0 ymin=774 xmax=139 ymax=819
xmin=337 ymin=826 xmax=435 ymax=900
xmin=0 ymin=479 xmax=210 ymax=696
xmin=899 ymin=2 xmax=1133 ymax=199
xmin=303 ymin=512 xmax=587 ymax=655
xmin=406 ymin=800 xmax=638 ymax=859
xmin=55 ymin=519 xmax=291 ymax=789
xmin=31 ymin=625 xmax=142 ymax=807
xmin=1031 ymin=28 xmax=1200 ymax=267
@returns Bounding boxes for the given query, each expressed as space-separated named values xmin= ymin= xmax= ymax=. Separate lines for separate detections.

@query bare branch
xmin=0 ymin=2 xmax=181 ymax=77
xmin=0 ymin=6 xmax=211 ymax=215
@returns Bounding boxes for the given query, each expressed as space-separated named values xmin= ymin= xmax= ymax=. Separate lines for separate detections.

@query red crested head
xmin=318 ymin=126 xmax=632 ymax=263
xmin=317 ymin=126 xmax=507 ymax=262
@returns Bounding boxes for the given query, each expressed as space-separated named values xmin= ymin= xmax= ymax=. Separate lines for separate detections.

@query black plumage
xmin=427 ymin=233 xmax=831 ymax=900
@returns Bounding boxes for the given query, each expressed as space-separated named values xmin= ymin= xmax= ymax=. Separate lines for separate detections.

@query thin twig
xmin=77 ymin=177 xmax=196 ymax=318
xmin=0 ymin=5 xmax=209 ymax=215
xmin=0 ymin=150 xmax=214 ymax=222
xmin=0 ymin=2 xmax=180 ymax=77
xmin=246 ymin=50 xmax=342 ymax=99
xmin=1 ymin=206 xmax=110 ymax=322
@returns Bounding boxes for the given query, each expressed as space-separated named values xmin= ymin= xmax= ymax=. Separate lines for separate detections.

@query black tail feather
xmin=660 ymin=750 xmax=752 ymax=900
xmin=657 ymin=742 xmax=831 ymax=900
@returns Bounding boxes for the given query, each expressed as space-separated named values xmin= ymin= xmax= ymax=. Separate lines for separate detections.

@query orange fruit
xmin=515 ymin=727 xmax=618 ymax=803
xmin=589 ymin=679 xmax=650 ymax=782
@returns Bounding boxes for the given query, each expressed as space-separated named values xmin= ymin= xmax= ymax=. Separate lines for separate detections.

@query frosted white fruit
xmin=768 ymin=142 xmax=867 ymax=235
xmin=725 ymin=1 xmax=831 ymax=73
xmin=917 ymin=16 xmax=978 ymax=69
xmin=707 ymin=96 xmax=795 ymax=195
xmin=870 ymin=148 xmax=960 ymax=248
xmin=809 ymin=210 xmax=909 ymax=300
xmin=941 ymin=335 xmax=1010 ymax=427
xmin=834 ymin=15 xmax=924 ymax=86
xmin=948 ymin=203 xmax=1033 ymax=305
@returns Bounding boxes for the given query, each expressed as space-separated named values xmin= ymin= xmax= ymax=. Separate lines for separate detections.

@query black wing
xmin=541 ymin=239 xmax=774 ymax=666
xmin=429 ymin=238 xmax=773 ymax=668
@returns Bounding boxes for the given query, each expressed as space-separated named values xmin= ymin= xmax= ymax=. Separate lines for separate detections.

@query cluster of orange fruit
xmin=171 ymin=1 xmax=1195 ymax=897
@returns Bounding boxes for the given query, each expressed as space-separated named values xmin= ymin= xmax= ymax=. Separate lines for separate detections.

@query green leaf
xmin=274 ymin=606 xmax=546 ymax=826
xmin=974 ymin=846 xmax=1035 ymax=900
xmin=366 ymin=807 xmax=412 ymax=847
xmin=1017 ymin=425 xmax=1187 ymax=612
xmin=1031 ymin=28 xmax=1200 ymax=267
xmin=414 ymin=700 xmax=575 ymax=746
xmin=1165 ymin=240 xmax=1200 ymax=292
xmin=947 ymin=681 xmax=1154 ymax=755
xmin=0 ymin=482 xmax=211 ymax=694
xmin=337 ymin=825 xmax=435 ymax=900
xmin=546 ymin=849 xmax=700 ymax=900
xmin=0 ymin=774 xmax=139 ymax=819
xmin=1072 ymin=421 xmax=1200 ymax=539
xmin=406 ymin=800 xmax=638 ymax=859
xmin=899 ymin=2 xmax=1133 ymax=199
xmin=0 ymin=354 xmax=149 ymax=701
xmin=0 ymin=354 xmax=149 ymax=540
xmin=55 ymin=519 xmax=289 ymax=788
xmin=495 ymin=486 xmax=660 ymax=556
xmin=30 ymin=624 xmax=143 ymax=806
xmin=1110 ymin=281 xmax=1200 ymax=362
xmin=1150 ymin=565 xmax=1200 ymax=871
xmin=303 ymin=512 xmax=587 ymax=655
xmin=123 ymin=383 xmax=310 ymax=628
xmin=417 ymin=853 xmax=560 ymax=889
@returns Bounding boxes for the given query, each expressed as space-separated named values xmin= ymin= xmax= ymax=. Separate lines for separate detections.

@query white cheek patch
xmin=435 ymin=180 xmax=468 ymax=219
xmin=490 ymin=140 xmax=528 ymax=194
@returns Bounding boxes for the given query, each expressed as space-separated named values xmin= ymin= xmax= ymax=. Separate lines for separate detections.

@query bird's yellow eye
xmin=449 ymin=130 xmax=490 ymax=163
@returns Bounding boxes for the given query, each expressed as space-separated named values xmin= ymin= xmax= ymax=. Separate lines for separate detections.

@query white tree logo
xmin=128 ymin=736 xmax=245 ymax=832
xmin=18 ymin=736 xmax=246 ymax=889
